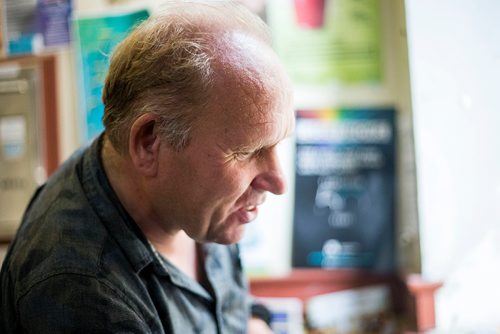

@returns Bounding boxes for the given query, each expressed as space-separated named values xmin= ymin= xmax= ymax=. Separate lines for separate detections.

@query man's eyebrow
xmin=234 ymin=139 xmax=284 ymax=153
xmin=231 ymin=143 xmax=264 ymax=152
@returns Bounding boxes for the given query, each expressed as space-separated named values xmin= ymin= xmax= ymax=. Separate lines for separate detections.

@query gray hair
xmin=102 ymin=0 xmax=271 ymax=153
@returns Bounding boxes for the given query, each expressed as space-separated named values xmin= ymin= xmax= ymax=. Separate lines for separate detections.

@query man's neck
xmin=150 ymin=231 xmax=199 ymax=281
xmin=101 ymin=137 xmax=199 ymax=281
xmin=101 ymin=137 xmax=151 ymax=231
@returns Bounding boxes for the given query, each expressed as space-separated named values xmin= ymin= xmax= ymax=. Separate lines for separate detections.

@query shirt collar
xmin=81 ymin=134 xmax=154 ymax=273
xmin=147 ymin=240 xmax=214 ymax=301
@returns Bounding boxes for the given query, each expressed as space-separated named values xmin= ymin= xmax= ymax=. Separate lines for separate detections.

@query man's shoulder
xmin=1 ymin=208 xmax=145 ymax=321
xmin=4 ymin=201 xmax=108 ymax=293
xmin=16 ymin=144 xmax=88 ymax=232
xmin=1 ymin=201 xmax=155 ymax=331
xmin=1 ymin=263 xmax=154 ymax=333
xmin=1 ymin=205 xmax=156 ymax=333
xmin=4 ymin=155 xmax=112 ymax=297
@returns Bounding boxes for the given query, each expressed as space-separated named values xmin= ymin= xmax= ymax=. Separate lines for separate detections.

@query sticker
xmin=0 ymin=115 xmax=26 ymax=161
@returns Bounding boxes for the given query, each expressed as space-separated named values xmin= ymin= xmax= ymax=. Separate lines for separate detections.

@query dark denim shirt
xmin=0 ymin=135 xmax=251 ymax=333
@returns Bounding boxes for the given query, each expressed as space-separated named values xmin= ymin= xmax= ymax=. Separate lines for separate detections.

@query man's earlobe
xmin=129 ymin=113 xmax=161 ymax=177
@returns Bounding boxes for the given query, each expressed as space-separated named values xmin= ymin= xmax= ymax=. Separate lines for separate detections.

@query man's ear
xmin=128 ymin=113 xmax=161 ymax=177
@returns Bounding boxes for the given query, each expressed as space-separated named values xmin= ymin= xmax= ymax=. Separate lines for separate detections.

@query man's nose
xmin=250 ymin=147 xmax=287 ymax=195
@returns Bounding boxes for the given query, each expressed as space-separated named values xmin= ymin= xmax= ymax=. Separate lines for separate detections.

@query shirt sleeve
xmin=17 ymin=273 xmax=152 ymax=333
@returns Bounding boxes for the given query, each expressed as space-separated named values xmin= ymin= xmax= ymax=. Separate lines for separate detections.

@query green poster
xmin=73 ymin=9 xmax=150 ymax=142
xmin=267 ymin=0 xmax=383 ymax=85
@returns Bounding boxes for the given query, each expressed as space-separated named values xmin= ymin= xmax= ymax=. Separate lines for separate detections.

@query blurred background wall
xmin=406 ymin=0 xmax=500 ymax=331
xmin=1 ymin=0 xmax=500 ymax=332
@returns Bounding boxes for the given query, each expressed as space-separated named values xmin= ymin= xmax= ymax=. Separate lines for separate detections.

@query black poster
xmin=292 ymin=107 xmax=396 ymax=272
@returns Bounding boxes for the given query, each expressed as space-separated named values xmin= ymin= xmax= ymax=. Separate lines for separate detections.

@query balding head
xmin=208 ymin=31 xmax=293 ymax=137
xmin=102 ymin=1 xmax=277 ymax=154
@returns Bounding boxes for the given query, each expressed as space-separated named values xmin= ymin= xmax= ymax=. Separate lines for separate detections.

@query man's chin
xmin=210 ymin=225 xmax=246 ymax=245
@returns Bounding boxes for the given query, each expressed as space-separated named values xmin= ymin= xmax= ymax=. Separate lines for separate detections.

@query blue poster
xmin=37 ymin=0 xmax=72 ymax=48
xmin=4 ymin=0 xmax=39 ymax=55
xmin=73 ymin=9 xmax=149 ymax=142
xmin=4 ymin=0 xmax=72 ymax=55
xmin=292 ymin=107 xmax=396 ymax=272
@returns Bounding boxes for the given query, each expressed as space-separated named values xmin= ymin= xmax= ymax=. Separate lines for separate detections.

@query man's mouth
xmin=244 ymin=205 xmax=257 ymax=212
xmin=236 ymin=204 xmax=260 ymax=223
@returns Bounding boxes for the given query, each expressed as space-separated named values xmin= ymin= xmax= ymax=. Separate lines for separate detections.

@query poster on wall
xmin=73 ymin=9 xmax=149 ymax=142
xmin=2 ymin=0 xmax=72 ymax=56
xmin=37 ymin=0 xmax=72 ymax=49
xmin=267 ymin=0 xmax=383 ymax=86
xmin=3 ymin=0 xmax=40 ymax=55
xmin=292 ymin=107 xmax=396 ymax=272
xmin=0 ymin=0 xmax=4 ymax=57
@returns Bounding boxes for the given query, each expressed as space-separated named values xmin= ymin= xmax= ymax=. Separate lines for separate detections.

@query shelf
xmin=250 ymin=268 xmax=442 ymax=332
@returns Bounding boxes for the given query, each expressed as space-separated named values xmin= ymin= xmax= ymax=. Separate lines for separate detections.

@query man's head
xmin=102 ymin=1 xmax=272 ymax=153
xmin=102 ymin=1 xmax=294 ymax=244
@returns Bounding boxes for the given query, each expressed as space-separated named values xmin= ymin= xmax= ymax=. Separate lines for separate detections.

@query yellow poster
xmin=267 ymin=0 xmax=383 ymax=85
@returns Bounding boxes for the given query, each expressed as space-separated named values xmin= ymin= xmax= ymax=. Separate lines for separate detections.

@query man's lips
xmin=243 ymin=205 xmax=257 ymax=211
xmin=233 ymin=194 xmax=266 ymax=223
xmin=237 ymin=205 xmax=259 ymax=223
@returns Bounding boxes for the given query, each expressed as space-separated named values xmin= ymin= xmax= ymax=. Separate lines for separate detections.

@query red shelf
xmin=250 ymin=269 xmax=442 ymax=332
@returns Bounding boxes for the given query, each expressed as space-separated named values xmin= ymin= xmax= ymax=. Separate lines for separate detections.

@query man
xmin=0 ymin=1 xmax=294 ymax=333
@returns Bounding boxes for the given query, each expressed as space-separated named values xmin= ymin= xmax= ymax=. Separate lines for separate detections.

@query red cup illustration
xmin=294 ymin=0 xmax=327 ymax=29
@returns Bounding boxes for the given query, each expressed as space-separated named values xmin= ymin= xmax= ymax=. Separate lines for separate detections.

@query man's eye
xmin=234 ymin=152 xmax=253 ymax=161
xmin=234 ymin=149 xmax=266 ymax=161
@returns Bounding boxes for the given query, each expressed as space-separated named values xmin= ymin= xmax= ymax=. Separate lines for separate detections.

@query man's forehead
xmin=224 ymin=105 xmax=295 ymax=149
xmin=210 ymin=32 xmax=292 ymax=102
xmin=204 ymin=30 xmax=294 ymax=146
